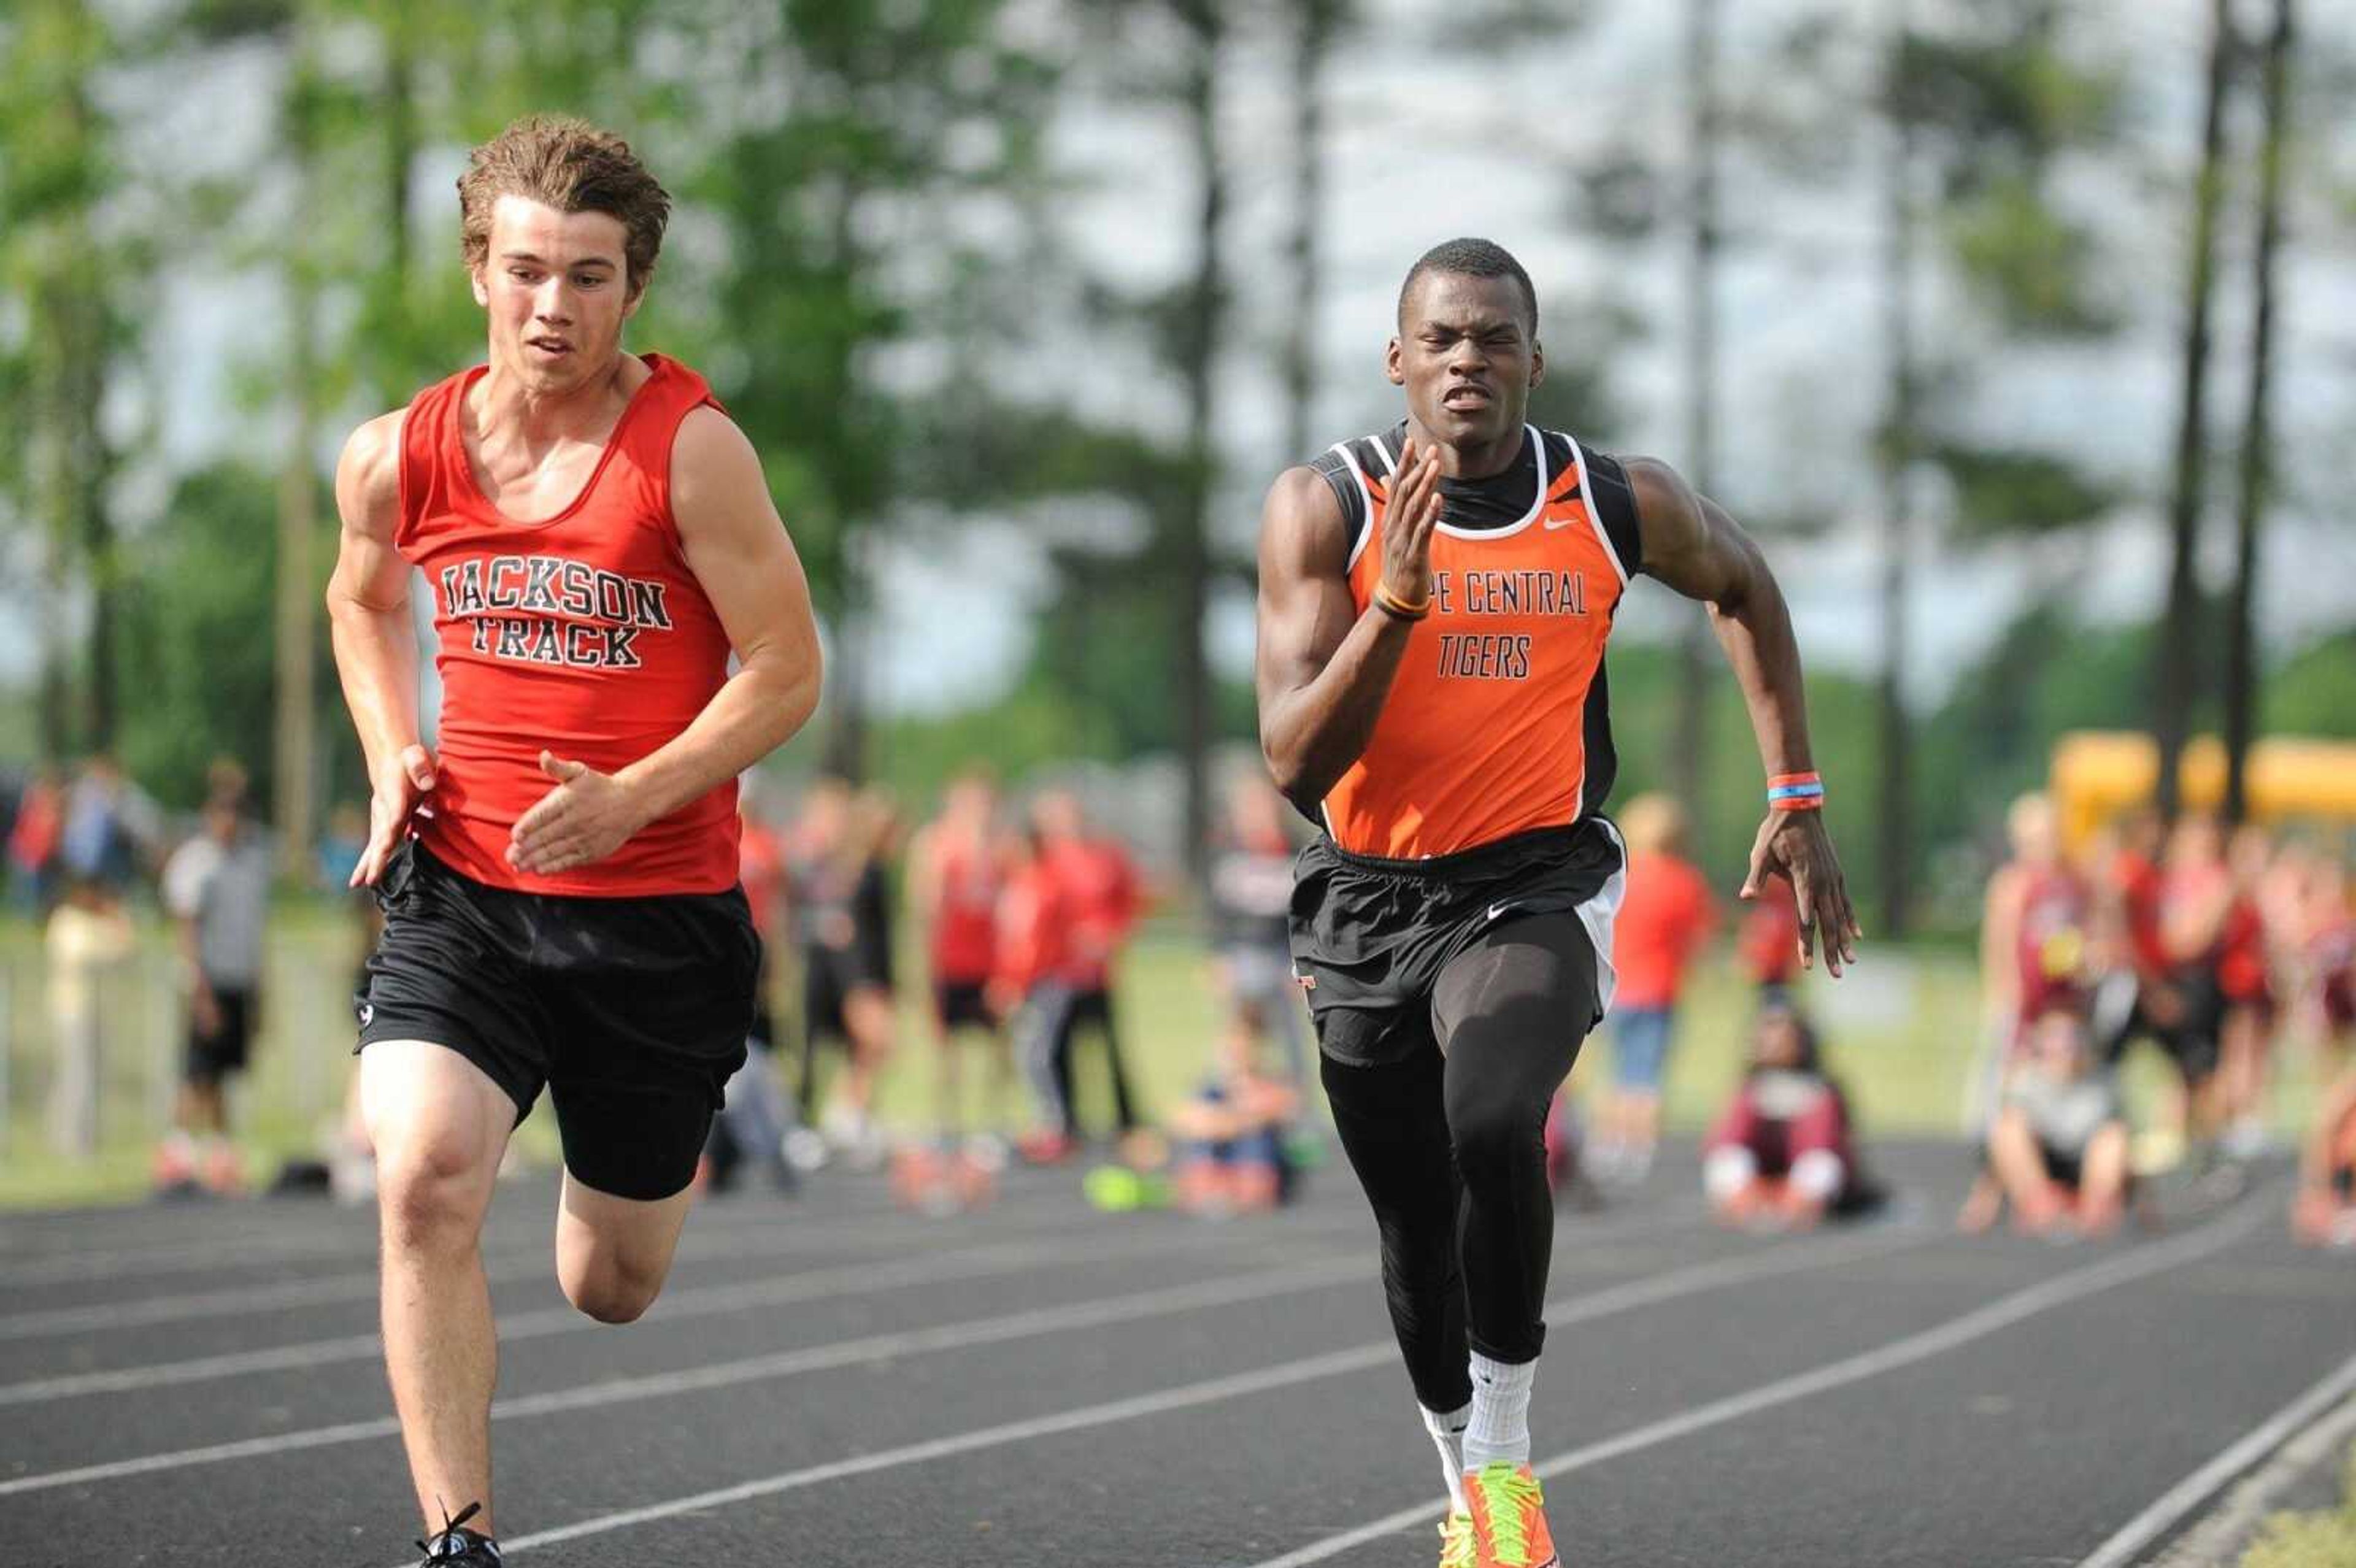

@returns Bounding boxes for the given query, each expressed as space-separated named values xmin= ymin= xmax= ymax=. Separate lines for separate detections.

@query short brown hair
xmin=457 ymin=115 xmax=670 ymax=296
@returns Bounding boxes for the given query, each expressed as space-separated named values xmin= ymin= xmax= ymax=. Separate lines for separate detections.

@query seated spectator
xmin=2291 ymin=1066 xmax=2356 ymax=1248
xmin=1963 ymin=1005 xmax=2133 ymax=1237
xmin=1166 ymin=999 xmax=1302 ymax=1215
xmin=1702 ymin=1004 xmax=1874 ymax=1230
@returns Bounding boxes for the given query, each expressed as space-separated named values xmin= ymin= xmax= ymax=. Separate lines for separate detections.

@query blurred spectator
xmin=1166 ymin=997 xmax=1301 ymax=1215
xmin=44 ymin=874 xmax=136 ymax=1159
xmin=2291 ymin=1062 xmax=2356 ymax=1248
xmin=909 ymin=767 xmax=1011 ymax=1151
xmin=1961 ymin=1005 xmax=2133 ymax=1239
xmin=1971 ymin=792 xmax=2093 ymax=1135
xmin=786 ymin=777 xmax=896 ymax=1168
xmin=1033 ymin=788 xmax=1145 ymax=1152
xmin=2212 ymin=824 xmax=2278 ymax=1159
xmin=1702 ymin=1004 xmax=1874 ymax=1230
xmin=1595 ymin=793 xmax=1715 ymax=1185
xmin=1206 ymin=773 xmax=1307 ymax=1090
xmin=2152 ymin=813 xmax=2239 ymax=1166
xmin=59 ymin=754 xmax=161 ymax=893
xmin=1734 ymin=874 xmax=1803 ymax=1007
xmin=7 ymin=766 xmax=64 ymax=913
xmin=703 ymin=788 xmax=798 ymax=1193
xmin=155 ymin=761 xmax=273 ymax=1194
xmin=991 ymin=822 xmax=1075 ymax=1161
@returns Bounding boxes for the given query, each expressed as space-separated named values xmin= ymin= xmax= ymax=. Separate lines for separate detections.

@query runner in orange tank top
xmin=1256 ymin=239 xmax=1860 ymax=1567
xmin=326 ymin=117 xmax=821 ymax=1568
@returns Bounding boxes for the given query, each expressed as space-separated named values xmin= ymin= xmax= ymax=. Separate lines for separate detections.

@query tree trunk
xmin=2223 ymin=0 xmax=2290 ymax=825
xmin=2152 ymin=0 xmax=2234 ymax=821
xmin=1174 ymin=0 xmax=1226 ymax=890
xmin=1673 ymin=0 xmax=1719 ymax=847
xmin=1874 ymin=0 xmax=1916 ymax=936
xmin=1280 ymin=0 xmax=1337 ymax=467
xmin=274 ymin=36 xmax=322 ymax=873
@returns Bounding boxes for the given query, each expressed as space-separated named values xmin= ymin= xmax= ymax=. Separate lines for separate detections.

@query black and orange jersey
xmin=1307 ymin=422 xmax=1644 ymax=860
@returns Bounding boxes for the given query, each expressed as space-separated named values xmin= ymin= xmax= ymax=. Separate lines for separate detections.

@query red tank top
xmin=928 ymin=832 xmax=1001 ymax=983
xmin=1317 ymin=426 xmax=1631 ymax=858
xmin=396 ymin=353 xmax=740 ymax=896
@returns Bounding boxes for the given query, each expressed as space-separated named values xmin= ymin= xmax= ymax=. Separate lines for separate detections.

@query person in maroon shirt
xmin=1702 ymin=1004 xmax=1873 ymax=1229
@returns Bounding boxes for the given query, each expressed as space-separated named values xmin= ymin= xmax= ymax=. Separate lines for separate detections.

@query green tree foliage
xmin=114 ymin=463 xmax=281 ymax=809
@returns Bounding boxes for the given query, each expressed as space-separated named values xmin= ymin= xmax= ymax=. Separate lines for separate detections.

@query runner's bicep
xmin=1254 ymin=467 xmax=1355 ymax=706
xmin=671 ymin=409 xmax=820 ymax=676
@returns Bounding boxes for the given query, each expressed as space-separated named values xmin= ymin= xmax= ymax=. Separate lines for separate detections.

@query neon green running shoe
xmin=1465 ymin=1462 xmax=1558 ymax=1567
xmin=1437 ymin=1509 xmax=1477 ymax=1568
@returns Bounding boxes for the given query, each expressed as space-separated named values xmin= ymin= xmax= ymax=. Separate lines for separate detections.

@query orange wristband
xmin=1373 ymin=582 xmax=1431 ymax=622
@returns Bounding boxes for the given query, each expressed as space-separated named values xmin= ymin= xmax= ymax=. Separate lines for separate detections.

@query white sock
xmin=1421 ymin=1401 xmax=1471 ymax=1513
xmin=1463 ymin=1352 xmax=1536 ymax=1473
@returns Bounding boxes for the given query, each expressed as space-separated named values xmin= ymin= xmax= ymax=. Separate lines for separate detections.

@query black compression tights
xmin=1319 ymin=912 xmax=1598 ymax=1412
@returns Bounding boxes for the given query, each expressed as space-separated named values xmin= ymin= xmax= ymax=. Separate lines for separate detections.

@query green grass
xmin=0 ymin=913 xmax=2335 ymax=1210
xmin=2244 ymin=1445 xmax=2356 ymax=1568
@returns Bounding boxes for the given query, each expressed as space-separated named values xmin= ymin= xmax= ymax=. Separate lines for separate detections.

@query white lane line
xmin=0 ymin=1189 xmax=914 ymax=1282
xmin=0 ymin=1203 xmax=1697 ymax=1497
xmin=2074 ymin=1347 xmax=2356 ymax=1568
xmin=0 ymin=1206 xmax=1069 ymax=1340
xmin=0 ymin=1224 xmax=1304 ymax=1407
xmin=1245 ymin=1201 xmax=2273 ymax=1567
xmin=0 ymin=1232 xmax=369 ymax=1288
xmin=0 ymin=1253 xmax=1368 ymax=1499
xmin=482 ymin=1220 xmax=1930 ymax=1557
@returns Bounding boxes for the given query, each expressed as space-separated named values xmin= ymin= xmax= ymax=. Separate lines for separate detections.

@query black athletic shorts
xmin=1289 ymin=820 xmax=1625 ymax=1067
xmin=935 ymin=980 xmax=994 ymax=1032
xmin=354 ymin=840 xmax=760 ymax=1201
xmin=187 ymin=985 xmax=256 ymax=1086
xmin=803 ymin=945 xmax=889 ymax=1045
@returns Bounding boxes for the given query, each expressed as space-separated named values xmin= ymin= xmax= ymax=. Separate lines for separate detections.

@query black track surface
xmin=1 ymin=1140 xmax=2347 ymax=1567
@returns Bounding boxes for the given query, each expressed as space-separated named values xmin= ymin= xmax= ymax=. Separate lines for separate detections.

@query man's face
xmin=471 ymin=194 xmax=641 ymax=393
xmin=1388 ymin=271 xmax=1542 ymax=450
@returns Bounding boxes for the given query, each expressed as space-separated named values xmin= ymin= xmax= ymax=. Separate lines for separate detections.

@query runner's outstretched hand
xmin=1378 ymin=438 xmax=1446 ymax=604
xmin=1739 ymin=810 xmax=1861 ymax=977
xmin=350 ymin=743 xmax=437 ymax=888
xmin=507 ymin=751 xmax=649 ymax=877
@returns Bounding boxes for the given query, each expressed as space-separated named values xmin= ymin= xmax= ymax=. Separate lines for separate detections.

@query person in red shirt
xmin=1031 ymin=788 xmax=1144 ymax=1151
xmin=908 ymin=767 xmax=1011 ymax=1148
xmin=990 ymin=823 xmax=1078 ymax=1159
xmin=1596 ymin=793 xmax=1716 ymax=1184
xmin=1735 ymin=872 xmax=1803 ymax=1004
xmin=328 ymin=117 xmax=820 ymax=1567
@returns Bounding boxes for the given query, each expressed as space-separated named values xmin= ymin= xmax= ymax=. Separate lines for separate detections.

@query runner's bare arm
xmin=1628 ymin=455 xmax=1861 ymax=974
xmin=326 ymin=410 xmax=438 ymax=888
xmin=508 ymin=406 xmax=822 ymax=876
xmin=1255 ymin=446 xmax=1444 ymax=812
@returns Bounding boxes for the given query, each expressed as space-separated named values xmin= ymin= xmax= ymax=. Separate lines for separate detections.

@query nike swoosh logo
xmin=1487 ymin=902 xmax=1514 ymax=921
xmin=1543 ymin=515 xmax=1580 ymax=530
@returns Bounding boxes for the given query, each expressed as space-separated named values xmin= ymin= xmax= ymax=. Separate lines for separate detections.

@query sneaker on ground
xmin=416 ymin=1502 xmax=502 ymax=1566
xmin=1463 ymin=1462 xmax=1559 ymax=1568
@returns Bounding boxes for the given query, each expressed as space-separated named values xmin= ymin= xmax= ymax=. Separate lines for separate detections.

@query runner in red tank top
xmin=1257 ymin=239 xmax=1857 ymax=1563
xmin=325 ymin=117 xmax=820 ymax=1567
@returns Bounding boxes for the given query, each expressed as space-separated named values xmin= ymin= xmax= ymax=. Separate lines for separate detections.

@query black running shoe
xmin=417 ymin=1502 xmax=502 ymax=1566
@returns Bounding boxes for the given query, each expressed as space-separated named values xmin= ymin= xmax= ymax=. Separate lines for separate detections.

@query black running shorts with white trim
xmin=1289 ymin=818 xmax=1626 ymax=1067
xmin=355 ymin=839 xmax=760 ymax=1201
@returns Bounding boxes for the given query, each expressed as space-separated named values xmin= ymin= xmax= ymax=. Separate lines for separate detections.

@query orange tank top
xmin=1312 ymin=424 xmax=1641 ymax=860
xmin=396 ymin=353 xmax=741 ymax=896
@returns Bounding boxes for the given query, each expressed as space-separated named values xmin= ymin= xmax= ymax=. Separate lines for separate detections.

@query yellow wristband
xmin=1373 ymin=583 xmax=1431 ymax=622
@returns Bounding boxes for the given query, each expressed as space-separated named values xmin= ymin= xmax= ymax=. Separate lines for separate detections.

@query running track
xmin=1 ymin=1142 xmax=2348 ymax=1567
